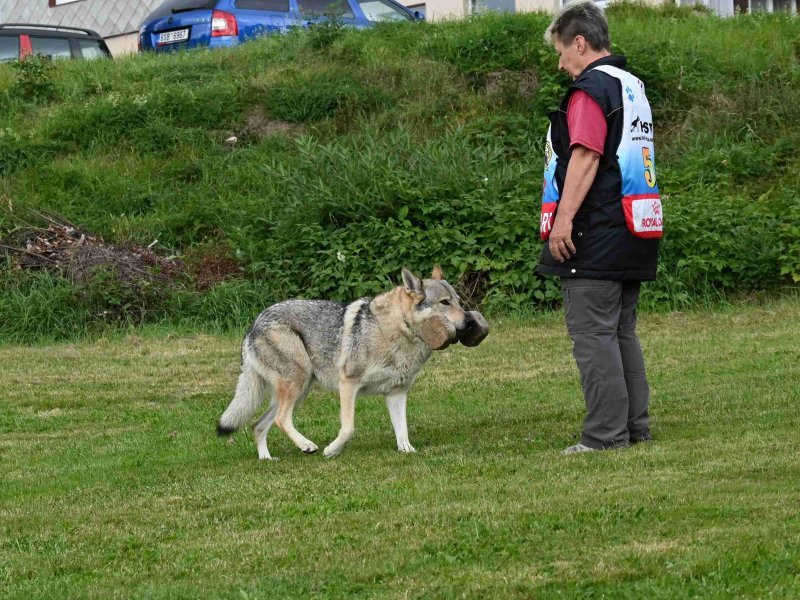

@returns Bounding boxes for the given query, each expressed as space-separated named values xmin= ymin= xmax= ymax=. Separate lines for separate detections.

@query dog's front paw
xmin=323 ymin=443 xmax=342 ymax=458
xmin=300 ymin=441 xmax=319 ymax=454
xmin=397 ymin=440 xmax=416 ymax=453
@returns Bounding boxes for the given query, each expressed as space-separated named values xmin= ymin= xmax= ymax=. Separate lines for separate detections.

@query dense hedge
xmin=1 ymin=4 xmax=798 ymax=342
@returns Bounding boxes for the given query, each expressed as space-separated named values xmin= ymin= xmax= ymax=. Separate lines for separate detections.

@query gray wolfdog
xmin=217 ymin=266 xmax=489 ymax=459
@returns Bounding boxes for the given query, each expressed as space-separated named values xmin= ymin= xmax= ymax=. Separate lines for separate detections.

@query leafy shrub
xmin=235 ymin=124 xmax=553 ymax=308
xmin=305 ymin=13 xmax=347 ymax=51
xmin=10 ymin=55 xmax=55 ymax=102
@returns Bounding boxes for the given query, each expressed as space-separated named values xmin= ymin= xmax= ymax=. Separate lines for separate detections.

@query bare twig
xmin=0 ymin=243 xmax=59 ymax=264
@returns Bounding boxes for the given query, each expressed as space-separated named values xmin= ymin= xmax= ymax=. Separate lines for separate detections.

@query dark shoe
xmin=630 ymin=431 xmax=653 ymax=444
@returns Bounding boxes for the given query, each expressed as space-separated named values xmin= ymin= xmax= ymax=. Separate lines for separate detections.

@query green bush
xmin=10 ymin=55 xmax=56 ymax=102
xmin=305 ymin=13 xmax=348 ymax=50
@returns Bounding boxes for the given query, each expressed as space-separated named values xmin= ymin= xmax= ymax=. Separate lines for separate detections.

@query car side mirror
xmin=414 ymin=11 xmax=425 ymax=20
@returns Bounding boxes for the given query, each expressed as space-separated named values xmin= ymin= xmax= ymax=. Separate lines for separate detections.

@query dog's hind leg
xmin=386 ymin=391 xmax=415 ymax=453
xmin=323 ymin=379 xmax=360 ymax=458
xmin=250 ymin=326 xmax=318 ymax=455
xmin=252 ymin=394 xmax=278 ymax=460
xmin=273 ymin=377 xmax=318 ymax=454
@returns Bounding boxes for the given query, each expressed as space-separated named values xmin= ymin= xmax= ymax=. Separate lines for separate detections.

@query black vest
xmin=537 ymin=55 xmax=660 ymax=281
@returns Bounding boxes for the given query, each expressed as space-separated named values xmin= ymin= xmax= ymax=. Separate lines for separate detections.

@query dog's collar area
xmin=402 ymin=316 xmax=431 ymax=346
xmin=402 ymin=316 xmax=417 ymax=340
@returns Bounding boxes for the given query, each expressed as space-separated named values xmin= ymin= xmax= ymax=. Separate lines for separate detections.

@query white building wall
xmin=104 ymin=32 xmax=140 ymax=56
xmin=396 ymin=0 xmax=557 ymax=20
xmin=398 ymin=0 xmax=743 ymax=19
xmin=679 ymin=0 xmax=735 ymax=17
xmin=515 ymin=0 xmax=561 ymax=14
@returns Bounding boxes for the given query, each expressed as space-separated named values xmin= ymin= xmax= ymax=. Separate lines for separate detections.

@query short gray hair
xmin=545 ymin=0 xmax=611 ymax=52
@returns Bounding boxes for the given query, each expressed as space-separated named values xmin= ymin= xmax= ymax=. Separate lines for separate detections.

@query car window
xmin=235 ymin=0 xmax=290 ymax=10
xmin=146 ymin=0 xmax=219 ymax=20
xmin=78 ymin=40 xmax=107 ymax=60
xmin=0 ymin=36 xmax=19 ymax=63
xmin=298 ymin=0 xmax=355 ymax=18
xmin=30 ymin=36 xmax=72 ymax=60
xmin=356 ymin=0 xmax=410 ymax=21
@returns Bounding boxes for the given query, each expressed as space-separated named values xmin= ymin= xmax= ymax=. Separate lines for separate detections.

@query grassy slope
xmin=1 ymin=7 xmax=799 ymax=337
xmin=2 ymin=299 xmax=798 ymax=598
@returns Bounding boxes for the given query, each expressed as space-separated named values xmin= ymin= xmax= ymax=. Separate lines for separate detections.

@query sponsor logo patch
xmin=622 ymin=195 xmax=663 ymax=239
xmin=632 ymin=198 xmax=663 ymax=232
xmin=630 ymin=116 xmax=653 ymax=134
xmin=540 ymin=201 xmax=557 ymax=240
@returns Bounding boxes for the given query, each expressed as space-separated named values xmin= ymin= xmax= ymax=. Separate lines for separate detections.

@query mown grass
xmin=2 ymin=298 xmax=799 ymax=598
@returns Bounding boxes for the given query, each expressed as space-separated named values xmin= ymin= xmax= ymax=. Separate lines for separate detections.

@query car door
xmin=229 ymin=0 xmax=296 ymax=39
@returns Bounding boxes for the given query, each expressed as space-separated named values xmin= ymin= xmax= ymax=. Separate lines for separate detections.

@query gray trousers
xmin=561 ymin=278 xmax=651 ymax=449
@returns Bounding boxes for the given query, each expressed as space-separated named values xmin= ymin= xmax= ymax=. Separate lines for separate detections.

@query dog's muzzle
xmin=457 ymin=311 xmax=489 ymax=347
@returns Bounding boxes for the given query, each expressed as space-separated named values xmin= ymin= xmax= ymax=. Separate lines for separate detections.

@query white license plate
xmin=158 ymin=28 xmax=189 ymax=45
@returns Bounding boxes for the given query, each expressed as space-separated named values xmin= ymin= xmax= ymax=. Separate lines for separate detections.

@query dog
xmin=216 ymin=266 xmax=489 ymax=459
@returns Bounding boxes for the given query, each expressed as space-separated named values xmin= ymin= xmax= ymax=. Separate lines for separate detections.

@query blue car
xmin=139 ymin=0 xmax=419 ymax=52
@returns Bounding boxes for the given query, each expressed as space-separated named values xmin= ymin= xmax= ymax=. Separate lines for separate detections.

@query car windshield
xmin=146 ymin=0 xmax=219 ymax=20
xmin=356 ymin=0 xmax=411 ymax=21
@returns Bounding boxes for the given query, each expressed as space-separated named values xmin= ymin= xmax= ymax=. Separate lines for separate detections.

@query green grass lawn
xmin=2 ymin=299 xmax=799 ymax=599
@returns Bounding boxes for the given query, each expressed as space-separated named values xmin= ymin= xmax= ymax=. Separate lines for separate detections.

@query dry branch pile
xmin=2 ymin=219 xmax=186 ymax=286
xmin=1 ymin=208 xmax=245 ymax=298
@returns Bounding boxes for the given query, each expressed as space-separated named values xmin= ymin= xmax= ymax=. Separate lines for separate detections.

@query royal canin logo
xmin=641 ymin=217 xmax=663 ymax=228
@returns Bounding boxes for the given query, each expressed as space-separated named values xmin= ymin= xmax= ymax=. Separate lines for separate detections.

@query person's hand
xmin=548 ymin=216 xmax=576 ymax=262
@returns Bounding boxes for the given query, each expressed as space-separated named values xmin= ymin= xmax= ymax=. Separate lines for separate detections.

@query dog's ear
xmin=431 ymin=264 xmax=443 ymax=280
xmin=401 ymin=267 xmax=424 ymax=299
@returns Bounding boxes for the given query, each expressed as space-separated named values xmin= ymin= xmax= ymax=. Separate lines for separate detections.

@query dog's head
xmin=400 ymin=266 xmax=489 ymax=350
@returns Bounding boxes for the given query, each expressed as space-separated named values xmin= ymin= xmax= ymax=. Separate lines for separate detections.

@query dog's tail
xmin=217 ymin=345 xmax=268 ymax=436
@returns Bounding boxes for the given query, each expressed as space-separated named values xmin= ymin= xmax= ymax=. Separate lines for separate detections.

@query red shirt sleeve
xmin=567 ymin=90 xmax=607 ymax=155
